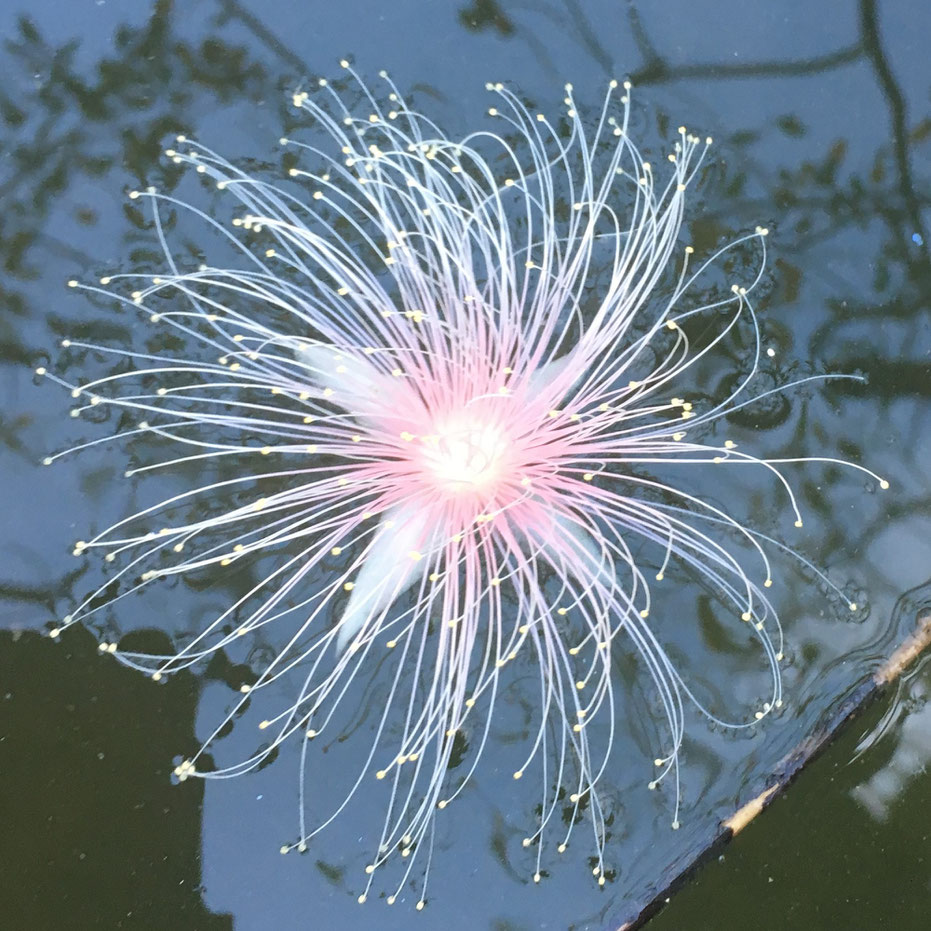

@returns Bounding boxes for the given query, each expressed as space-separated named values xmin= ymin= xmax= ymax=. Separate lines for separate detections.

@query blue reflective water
xmin=1 ymin=1 xmax=929 ymax=929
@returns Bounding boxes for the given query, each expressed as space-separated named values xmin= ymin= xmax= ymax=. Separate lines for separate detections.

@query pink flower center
xmin=418 ymin=413 xmax=510 ymax=492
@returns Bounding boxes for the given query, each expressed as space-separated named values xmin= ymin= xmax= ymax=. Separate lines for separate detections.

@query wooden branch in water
xmin=613 ymin=611 xmax=931 ymax=931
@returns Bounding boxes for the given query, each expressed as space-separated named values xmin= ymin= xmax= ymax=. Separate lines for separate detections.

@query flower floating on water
xmin=38 ymin=63 xmax=887 ymax=905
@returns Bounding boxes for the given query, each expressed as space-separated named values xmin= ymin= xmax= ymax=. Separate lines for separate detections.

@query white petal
xmin=336 ymin=504 xmax=435 ymax=652
xmin=294 ymin=341 xmax=394 ymax=417
xmin=552 ymin=511 xmax=613 ymax=581
xmin=527 ymin=354 xmax=573 ymax=398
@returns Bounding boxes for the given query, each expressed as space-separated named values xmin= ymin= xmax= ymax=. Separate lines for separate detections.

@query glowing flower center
xmin=420 ymin=416 xmax=510 ymax=490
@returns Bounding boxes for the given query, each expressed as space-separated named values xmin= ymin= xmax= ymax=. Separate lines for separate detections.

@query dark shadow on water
xmin=0 ymin=625 xmax=232 ymax=929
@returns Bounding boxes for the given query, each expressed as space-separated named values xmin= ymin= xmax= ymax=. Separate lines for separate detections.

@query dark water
xmin=1 ymin=1 xmax=930 ymax=928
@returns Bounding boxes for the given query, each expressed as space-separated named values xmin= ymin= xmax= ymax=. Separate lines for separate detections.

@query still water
xmin=1 ymin=1 xmax=929 ymax=928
